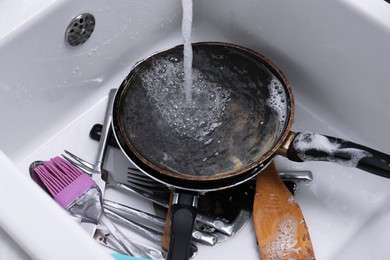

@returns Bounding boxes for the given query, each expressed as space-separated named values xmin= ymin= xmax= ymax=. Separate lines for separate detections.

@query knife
xmin=80 ymin=88 xmax=117 ymax=236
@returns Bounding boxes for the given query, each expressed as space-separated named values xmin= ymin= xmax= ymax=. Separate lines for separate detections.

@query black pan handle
xmin=286 ymin=131 xmax=390 ymax=178
xmin=167 ymin=191 xmax=198 ymax=260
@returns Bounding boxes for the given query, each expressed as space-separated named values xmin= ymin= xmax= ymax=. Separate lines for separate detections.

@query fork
xmin=30 ymin=157 xmax=163 ymax=259
xmin=63 ymin=150 xmax=234 ymax=236
xmin=62 ymin=150 xmax=219 ymax=245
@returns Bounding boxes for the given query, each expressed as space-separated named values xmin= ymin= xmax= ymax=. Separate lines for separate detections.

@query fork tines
xmin=127 ymin=167 xmax=170 ymax=193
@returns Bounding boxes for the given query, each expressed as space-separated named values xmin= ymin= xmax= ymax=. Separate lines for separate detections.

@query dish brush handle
xmin=99 ymin=213 xmax=153 ymax=259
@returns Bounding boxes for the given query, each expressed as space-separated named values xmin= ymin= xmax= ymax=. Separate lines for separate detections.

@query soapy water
xmin=293 ymin=131 xmax=373 ymax=167
xmin=139 ymin=57 xmax=231 ymax=142
xmin=263 ymin=216 xmax=299 ymax=260
xmin=121 ymin=45 xmax=290 ymax=177
xmin=266 ymin=75 xmax=288 ymax=136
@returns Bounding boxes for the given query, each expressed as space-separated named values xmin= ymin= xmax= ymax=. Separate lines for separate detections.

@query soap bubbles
xmin=266 ymin=76 xmax=288 ymax=136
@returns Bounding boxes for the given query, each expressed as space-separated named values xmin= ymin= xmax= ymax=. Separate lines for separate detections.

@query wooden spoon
xmin=253 ymin=162 xmax=315 ymax=260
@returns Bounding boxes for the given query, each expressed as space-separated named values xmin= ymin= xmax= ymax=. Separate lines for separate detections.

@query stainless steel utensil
xmin=105 ymin=208 xmax=199 ymax=259
xmin=64 ymin=150 xmax=234 ymax=236
xmin=29 ymin=158 xmax=163 ymax=259
xmin=90 ymin=88 xmax=116 ymax=193
xmin=63 ymin=150 xmax=218 ymax=246
xmin=80 ymin=88 xmax=116 ymax=237
xmin=104 ymin=200 xmax=218 ymax=246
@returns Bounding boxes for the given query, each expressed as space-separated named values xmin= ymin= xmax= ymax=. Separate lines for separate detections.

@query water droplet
xmin=204 ymin=139 xmax=213 ymax=145
xmin=169 ymin=56 xmax=181 ymax=63
xmin=73 ymin=67 xmax=80 ymax=75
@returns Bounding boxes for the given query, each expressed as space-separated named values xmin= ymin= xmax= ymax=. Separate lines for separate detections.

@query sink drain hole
xmin=65 ymin=13 xmax=95 ymax=46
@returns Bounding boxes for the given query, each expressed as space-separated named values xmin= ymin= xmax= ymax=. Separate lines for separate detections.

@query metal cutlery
xmin=63 ymin=149 xmax=234 ymax=236
xmin=89 ymin=88 xmax=116 ymax=193
xmin=80 ymin=88 xmax=116 ymax=237
xmin=63 ymin=149 xmax=314 ymax=244
xmin=104 ymin=200 xmax=218 ymax=246
xmin=30 ymin=157 xmax=162 ymax=259
xmin=105 ymin=208 xmax=199 ymax=259
xmin=63 ymin=150 xmax=218 ymax=246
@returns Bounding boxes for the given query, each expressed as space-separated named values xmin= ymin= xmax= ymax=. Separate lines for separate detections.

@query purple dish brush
xmin=31 ymin=156 xmax=155 ymax=259
xmin=33 ymin=157 xmax=95 ymax=209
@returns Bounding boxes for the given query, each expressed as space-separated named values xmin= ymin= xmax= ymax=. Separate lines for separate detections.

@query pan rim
xmin=112 ymin=41 xmax=295 ymax=188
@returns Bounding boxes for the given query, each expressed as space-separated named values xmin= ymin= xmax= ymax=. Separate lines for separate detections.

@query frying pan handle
xmin=167 ymin=191 xmax=198 ymax=260
xmin=286 ymin=131 xmax=390 ymax=178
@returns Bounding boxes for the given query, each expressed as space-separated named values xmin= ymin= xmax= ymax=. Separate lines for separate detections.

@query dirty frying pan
xmin=112 ymin=42 xmax=390 ymax=259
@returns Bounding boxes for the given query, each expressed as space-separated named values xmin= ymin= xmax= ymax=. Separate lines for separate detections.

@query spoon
xmin=253 ymin=161 xmax=315 ymax=259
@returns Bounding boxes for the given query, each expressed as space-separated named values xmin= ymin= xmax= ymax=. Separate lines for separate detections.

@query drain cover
xmin=65 ymin=13 xmax=95 ymax=46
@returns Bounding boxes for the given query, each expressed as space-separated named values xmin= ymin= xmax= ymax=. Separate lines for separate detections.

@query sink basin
xmin=1 ymin=0 xmax=390 ymax=259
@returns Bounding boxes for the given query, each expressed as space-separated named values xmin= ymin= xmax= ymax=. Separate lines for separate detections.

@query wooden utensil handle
xmin=253 ymin=162 xmax=315 ymax=260
xmin=162 ymin=191 xmax=174 ymax=252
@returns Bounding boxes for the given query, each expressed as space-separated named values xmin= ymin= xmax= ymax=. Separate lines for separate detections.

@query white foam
xmin=293 ymin=131 xmax=373 ymax=167
xmin=141 ymin=61 xmax=231 ymax=141
xmin=266 ymin=76 xmax=288 ymax=134
xmin=263 ymin=216 xmax=299 ymax=260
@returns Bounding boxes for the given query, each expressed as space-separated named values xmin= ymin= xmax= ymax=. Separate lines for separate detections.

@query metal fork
xmin=127 ymin=167 xmax=170 ymax=192
xmin=63 ymin=150 xmax=234 ymax=236
xmin=62 ymin=150 xmax=219 ymax=246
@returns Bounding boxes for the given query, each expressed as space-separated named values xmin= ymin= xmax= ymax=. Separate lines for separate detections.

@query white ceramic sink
xmin=1 ymin=0 xmax=390 ymax=259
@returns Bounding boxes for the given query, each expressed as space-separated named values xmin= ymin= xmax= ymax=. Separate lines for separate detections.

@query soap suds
xmin=293 ymin=131 xmax=372 ymax=167
xmin=266 ymin=75 xmax=288 ymax=136
xmin=263 ymin=216 xmax=299 ymax=260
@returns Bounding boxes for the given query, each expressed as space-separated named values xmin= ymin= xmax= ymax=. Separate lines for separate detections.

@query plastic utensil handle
xmin=111 ymin=253 xmax=150 ymax=260
xmin=167 ymin=192 xmax=197 ymax=260
xmin=287 ymin=131 xmax=390 ymax=178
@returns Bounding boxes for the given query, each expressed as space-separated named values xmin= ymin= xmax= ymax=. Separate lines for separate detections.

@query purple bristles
xmin=34 ymin=156 xmax=95 ymax=209
xmin=34 ymin=158 xmax=81 ymax=195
